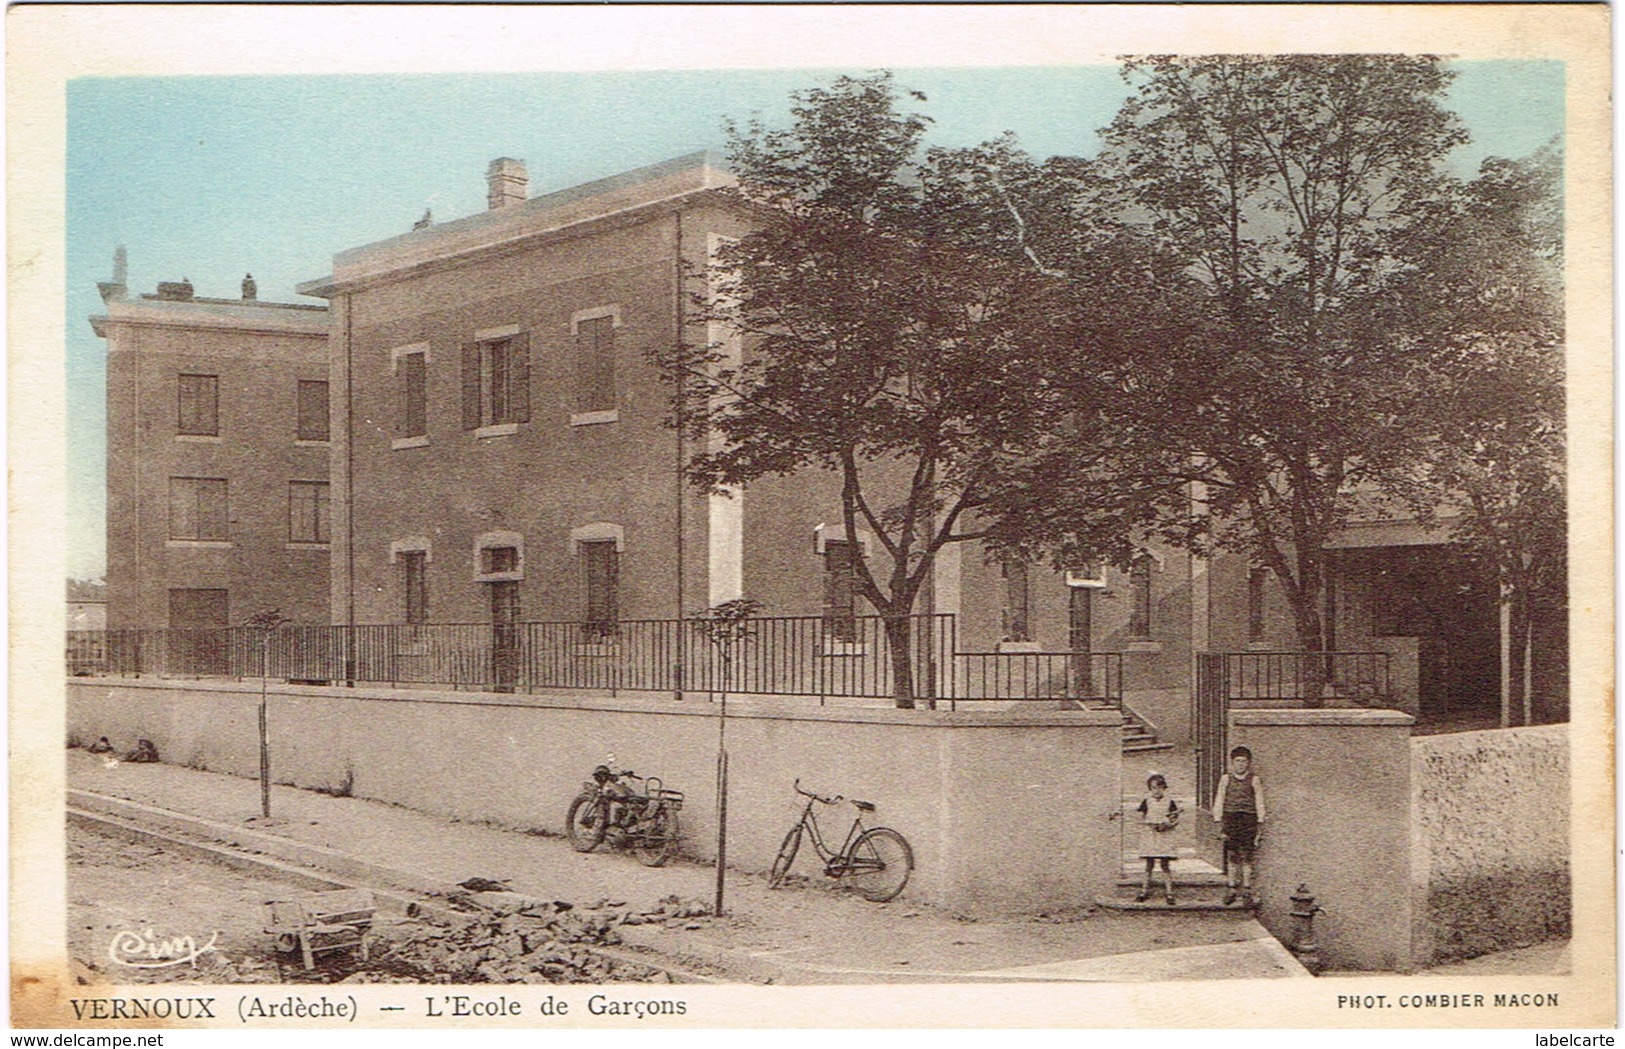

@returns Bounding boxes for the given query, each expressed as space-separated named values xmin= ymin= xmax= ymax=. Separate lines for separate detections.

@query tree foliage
xmin=659 ymin=73 xmax=1151 ymax=705
xmin=1404 ymin=140 xmax=1566 ymax=721
xmin=1080 ymin=55 xmax=1475 ymax=670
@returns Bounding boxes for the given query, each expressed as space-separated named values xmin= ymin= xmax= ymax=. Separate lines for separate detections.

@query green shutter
xmin=510 ymin=332 xmax=530 ymax=423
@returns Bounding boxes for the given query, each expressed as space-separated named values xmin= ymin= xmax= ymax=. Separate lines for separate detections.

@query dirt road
xmin=67 ymin=820 xmax=669 ymax=984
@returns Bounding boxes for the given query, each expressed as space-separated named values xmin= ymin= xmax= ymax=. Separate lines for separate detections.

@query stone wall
xmin=1227 ymin=708 xmax=1417 ymax=971
xmin=67 ymin=678 xmax=1122 ymax=914
xmin=1410 ymin=724 xmax=1570 ymax=964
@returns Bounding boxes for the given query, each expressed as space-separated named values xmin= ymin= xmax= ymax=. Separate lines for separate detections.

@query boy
xmin=1212 ymin=745 xmax=1265 ymax=905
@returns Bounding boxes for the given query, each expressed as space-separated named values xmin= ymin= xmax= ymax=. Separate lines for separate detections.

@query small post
xmin=690 ymin=599 xmax=763 ymax=918
xmin=248 ymin=610 xmax=292 ymax=819
xmin=1288 ymin=883 xmax=1326 ymax=975
xmin=714 ymin=749 xmax=729 ymax=916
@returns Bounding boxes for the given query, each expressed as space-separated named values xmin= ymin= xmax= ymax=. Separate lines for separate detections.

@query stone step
xmin=1094 ymin=895 xmax=1257 ymax=913
xmin=1124 ymin=741 xmax=1175 ymax=753
xmin=1115 ymin=872 xmax=1229 ymax=888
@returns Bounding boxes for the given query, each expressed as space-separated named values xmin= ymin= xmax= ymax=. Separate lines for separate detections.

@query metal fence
xmin=951 ymin=651 xmax=1124 ymax=711
xmin=68 ymin=616 xmax=1131 ymax=708
xmin=1219 ymin=650 xmax=1392 ymax=703
xmin=1193 ymin=650 xmax=1393 ymax=808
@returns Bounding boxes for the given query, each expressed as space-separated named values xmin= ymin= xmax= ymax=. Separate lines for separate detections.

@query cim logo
xmin=107 ymin=927 xmax=222 ymax=969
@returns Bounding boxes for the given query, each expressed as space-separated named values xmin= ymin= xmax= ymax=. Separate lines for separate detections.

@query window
xmin=462 ymin=332 xmax=530 ymax=431
xmin=1247 ymin=568 xmax=1268 ymax=641
xmin=296 ymin=380 xmax=330 ymax=441
xmin=582 ymin=540 xmax=619 ymax=639
xmin=1128 ymin=557 xmax=1153 ymax=638
xmin=177 ymin=374 xmax=218 ymax=436
xmin=397 ymin=352 xmax=427 ymax=439
xmin=574 ymin=314 xmax=617 ymax=415
xmin=822 ymin=540 xmax=858 ymax=642
xmin=1001 ymin=560 xmax=1032 ymax=641
xmin=288 ymin=481 xmax=330 ymax=544
xmin=401 ymin=550 xmax=427 ymax=625
xmin=482 ymin=545 xmax=518 ymax=575
xmin=168 ymin=477 xmax=228 ymax=541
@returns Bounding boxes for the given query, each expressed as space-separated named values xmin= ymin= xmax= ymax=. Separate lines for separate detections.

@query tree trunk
xmin=883 ymin=614 xmax=917 ymax=709
xmin=1284 ymin=569 xmax=1327 ymax=708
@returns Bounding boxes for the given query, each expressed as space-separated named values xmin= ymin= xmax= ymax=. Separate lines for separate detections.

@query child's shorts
xmin=1223 ymin=811 xmax=1259 ymax=861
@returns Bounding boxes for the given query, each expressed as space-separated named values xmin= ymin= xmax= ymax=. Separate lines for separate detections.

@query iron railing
xmin=950 ymin=651 xmax=1124 ymax=711
xmin=69 ymin=617 xmax=1137 ymax=708
xmin=1221 ymin=650 xmax=1391 ymax=703
xmin=69 ymin=616 xmax=956 ymax=703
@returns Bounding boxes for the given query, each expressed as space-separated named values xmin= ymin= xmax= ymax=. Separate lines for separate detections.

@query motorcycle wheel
xmin=565 ymin=793 xmax=607 ymax=853
xmin=632 ymin=807 xmax=680 ymax=867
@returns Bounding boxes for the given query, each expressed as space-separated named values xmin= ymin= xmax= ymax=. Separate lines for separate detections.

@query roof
xmin=91 ymin=294 xmax=330 ymax=338
xmin=67 ymin=580 xmax=107 ymax=603
xmin=299 ymin=150 xmax=736 ymax=298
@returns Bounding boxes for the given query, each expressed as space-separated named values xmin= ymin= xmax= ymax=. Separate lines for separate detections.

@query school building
xmin=93 ymin=252 xmax=332 ymax=634
xmin=93 ymin=150 xmax=1564 ymax=727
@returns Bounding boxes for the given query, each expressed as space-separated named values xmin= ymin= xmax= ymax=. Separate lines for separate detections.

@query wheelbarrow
xmin=264 ymin=888 xmax=375 ymax=970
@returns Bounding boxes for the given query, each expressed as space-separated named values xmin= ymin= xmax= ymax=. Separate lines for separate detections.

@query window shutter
xmin=583 ymin=541 xmax=619 ymax=632
xmin=461 ymin=343 xmax=482 ymax=429
xmin=399 ymin=354 xmax=426 ymax=437
xmin=575 ymin=316 xmax=615 ymax=413
xmin=177 ymin=378 xmax=196 ymax=433
xmin=201 ymin=479 xmax=228 ymax=541
xmin=169 ymin=479 xmax=193 ymax=539
xmin=396 ymin=361 xmax=409 ymax=437
xmin=510 ymin=332 xmax=530 ymax=423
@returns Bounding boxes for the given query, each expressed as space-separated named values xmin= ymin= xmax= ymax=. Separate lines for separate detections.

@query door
xmin=490 ymin=581 xmax=520 ymax=692
xmin=1068 ymin=586 xmax=1094 ymax=699
xmin=168 ymin=588 xmax=228 ymax=676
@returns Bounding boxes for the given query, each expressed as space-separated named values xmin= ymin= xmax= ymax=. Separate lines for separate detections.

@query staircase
xmin=1118 ymin=703 xmax=1172 ymax=754
xmin=1077 ymin=698 xmax=1173 ymax=754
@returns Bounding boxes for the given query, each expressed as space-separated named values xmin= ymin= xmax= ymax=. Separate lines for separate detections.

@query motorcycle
xmin=565 ymin=765 xmax=683 ymax=867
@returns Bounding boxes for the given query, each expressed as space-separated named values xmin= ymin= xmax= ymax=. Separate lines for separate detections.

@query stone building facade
xmin=293 ymin=152 xmax=1204 ymax=702
xmin=92 ymin=149 xmax=1557 ymax=725
xmin=94 ymin=256 xmax=332 ymax=631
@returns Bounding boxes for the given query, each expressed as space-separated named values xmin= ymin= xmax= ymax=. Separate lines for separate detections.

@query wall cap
xmin=1232 ymin=708 xmax=1415 ymax=727
xmin=66 ymin=677 xmax=1122 ymax=729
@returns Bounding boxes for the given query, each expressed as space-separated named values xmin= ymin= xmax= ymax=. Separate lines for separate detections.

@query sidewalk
xmin=65 ymin=749 xmax=1307 ymax=983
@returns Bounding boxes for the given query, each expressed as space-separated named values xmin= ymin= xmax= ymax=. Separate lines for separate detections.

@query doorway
xmin=168 ymin=588 xmax=229 ymax=676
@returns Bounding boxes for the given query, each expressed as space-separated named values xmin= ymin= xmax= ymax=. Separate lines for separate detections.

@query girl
xmin=1135 ymin=773 xmax=1181 ymax=905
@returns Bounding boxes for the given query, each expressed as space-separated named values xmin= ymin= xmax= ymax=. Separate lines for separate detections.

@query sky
xmin=64 ymin=61 xmax=1564 ymax=580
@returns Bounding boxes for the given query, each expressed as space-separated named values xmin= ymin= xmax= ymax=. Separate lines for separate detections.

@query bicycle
xmin=768 ymin=779 xmax=913 ymax=903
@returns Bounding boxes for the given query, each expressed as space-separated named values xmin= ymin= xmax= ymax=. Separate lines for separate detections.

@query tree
xmin=657 ymin=74 xmax=1136 ymax=707
xmin=1080 ymin=56 xmax=1472 ymax=695
xmin=1403 ymin=140 xmax=1566 ymax=723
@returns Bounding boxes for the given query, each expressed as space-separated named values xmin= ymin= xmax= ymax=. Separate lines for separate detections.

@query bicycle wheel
xmin=633 ymin=808 xmax=680 ymax=867
xmin=565 ymin=793 xmax=607 ymax=853
xmin=768 ymin=825 xmax=802 ymax=888
xmin=842 ymin=827 xmax=913 ymax=902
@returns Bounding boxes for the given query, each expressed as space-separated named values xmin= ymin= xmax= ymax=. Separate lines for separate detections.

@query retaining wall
xmin=1410 ymin=724 xmax=1570 ymax=964
xmin=1226 ymin=709 xmax=1418 ymax=971
xmin=66 ymin=678 xmax=1122 ymax=913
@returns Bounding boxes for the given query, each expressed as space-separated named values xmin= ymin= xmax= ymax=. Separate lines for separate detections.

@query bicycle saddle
xmin=852 ymin=799 xmax=876 ymax=812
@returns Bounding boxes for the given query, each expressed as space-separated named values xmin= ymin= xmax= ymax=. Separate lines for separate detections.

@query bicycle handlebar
xmin=792 ymin=778 xmax=842 ymax=806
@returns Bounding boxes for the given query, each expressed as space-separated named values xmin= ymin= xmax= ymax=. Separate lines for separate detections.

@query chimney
xmin=487 ymin=157 xmax=528 ymax=210
xmin=241 ymin=273 xmax=258 ymax=301
xmin=98 ymin=246 xmax=129 ymax=303
xmin=156 ymin=277 xmax=195 ymax=301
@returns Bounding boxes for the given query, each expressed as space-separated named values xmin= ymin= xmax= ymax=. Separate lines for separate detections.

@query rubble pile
xmin=351 ymin=893 xmax=717 ymax=984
